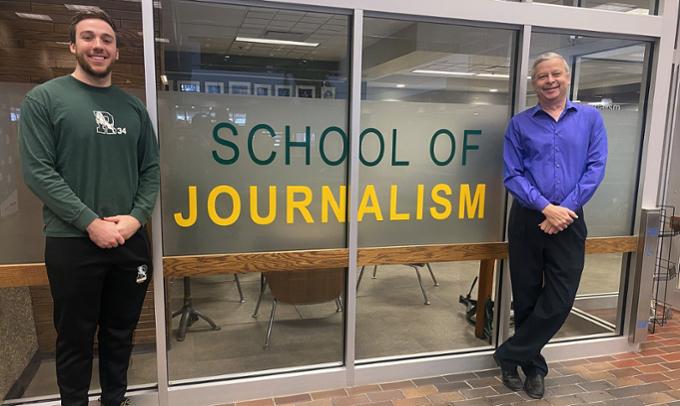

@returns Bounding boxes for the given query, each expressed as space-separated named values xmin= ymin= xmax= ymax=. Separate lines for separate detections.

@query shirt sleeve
xmin=18 ymin=96 xmax=99 ymax=231
xmin=559 ymin=111 xmax=608 ymax=211
xmin=503 ymin=117 xmax=550 ymax=212
xmin=129 ymin=105 xmax=160 ymax=226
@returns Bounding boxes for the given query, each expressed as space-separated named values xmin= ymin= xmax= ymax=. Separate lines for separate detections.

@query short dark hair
xmin=69 ymin=10 xmax=117 ymax=44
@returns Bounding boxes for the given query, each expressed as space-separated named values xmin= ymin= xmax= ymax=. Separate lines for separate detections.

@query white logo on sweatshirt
xmin=93 ymin=110 xmax=127 ymax=135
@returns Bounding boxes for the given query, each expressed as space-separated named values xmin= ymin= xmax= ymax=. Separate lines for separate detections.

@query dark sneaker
xmin=524 ymin=374 xmax=545 ymax=399
xmin=493 ymin=353 xmax=523 ymax=391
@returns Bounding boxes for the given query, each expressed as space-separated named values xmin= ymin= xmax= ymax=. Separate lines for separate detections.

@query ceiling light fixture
xmin=396 ymin=84 xmax=406 ymax=88
xmin=119 ymin=0 xmax=162 ymax=7
xmin=64 ymin=4 xmax=103 ymax=12
xmin=235 ymin=37 xmax=318 ymax=47
xmin=477 ymin=73 xmax=510 ymax=78
xmin=489 ymin=88 xmax=499 ymax=93
xmin=412 ymin=69 xmax=475 ymax=76
xmin=136 ymin=32 xmax=170 ymax=43
xmin=16 ymin=12 xmax=53 ymax=21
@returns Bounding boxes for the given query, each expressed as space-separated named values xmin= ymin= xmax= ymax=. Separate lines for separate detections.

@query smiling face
xmin=69 ymin=18 xmax=119 ymax=84
xmin=531 ymin=57 xmax=570 ymax=107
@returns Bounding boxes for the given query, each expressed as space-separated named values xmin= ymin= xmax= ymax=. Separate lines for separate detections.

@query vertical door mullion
xmin=498 ymin=24 xmax=532 ymax=347
xmin=344 ymin=8 xmax=364 ymax=386
xmin=140 ymin=0 xmax=169 ymax=404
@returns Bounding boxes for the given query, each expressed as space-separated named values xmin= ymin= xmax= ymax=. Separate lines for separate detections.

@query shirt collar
xmin=531 ymin=99 xmax=579 ymax=117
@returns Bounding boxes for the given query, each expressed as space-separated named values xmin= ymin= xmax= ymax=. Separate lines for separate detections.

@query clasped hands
xmin=539 ymin=204 xmax=578 ymax=235
xmin=86 ymin=215 xmax=141 ymax=249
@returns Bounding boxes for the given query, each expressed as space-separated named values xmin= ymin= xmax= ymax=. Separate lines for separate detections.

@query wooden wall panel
xmin=0 ymin=1 xmax=146 ymax=88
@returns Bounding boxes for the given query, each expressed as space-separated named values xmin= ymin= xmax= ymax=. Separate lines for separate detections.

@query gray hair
xmin=530 ymin=52 xmax=570 ymax=79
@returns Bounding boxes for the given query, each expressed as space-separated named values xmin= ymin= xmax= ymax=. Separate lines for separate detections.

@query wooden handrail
xmin=0 ymin=235 xmax=639 ymax=287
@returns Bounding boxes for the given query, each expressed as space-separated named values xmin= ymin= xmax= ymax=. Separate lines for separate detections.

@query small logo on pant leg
xmin=136 ymin=264 xmax=148 ymax=284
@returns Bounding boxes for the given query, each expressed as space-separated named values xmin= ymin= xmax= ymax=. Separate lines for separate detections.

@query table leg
xmin=475 ymin=259 xmax=495 ymax=339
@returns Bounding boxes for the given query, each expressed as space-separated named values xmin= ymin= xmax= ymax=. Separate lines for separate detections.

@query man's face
xmin=69 ymin=18 xmax=119 ymax=79
xmin=532 ymin=58 xmax=570 ymax=106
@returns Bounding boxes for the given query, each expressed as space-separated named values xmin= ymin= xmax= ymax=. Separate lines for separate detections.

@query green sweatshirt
xmin=19 ymin=75 xmax=160 ymax=237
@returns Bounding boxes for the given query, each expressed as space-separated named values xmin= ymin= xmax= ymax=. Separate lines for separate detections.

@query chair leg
xmin=234 ymin=274 xmax=246 ymax=303
xmin=414 ymin=267 xmax=431 ymax=305
xmin=372 ymin=265 xmax=378 ymax=279
xmin=252 ymin=274 xmax=267 ymax=318
xmin=264 ymin=299 xmax=278 ymax=349
xmin=356 ymin=266 xmax=366 ymax=290
xmin=426 ymin=263 xmax=439 ymax=286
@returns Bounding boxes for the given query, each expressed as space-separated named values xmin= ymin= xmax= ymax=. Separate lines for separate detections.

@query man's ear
xmin=115 ymin=49 xmax=119 ymax=61
xmin=69 ymin=42 xmax=76 ymax=55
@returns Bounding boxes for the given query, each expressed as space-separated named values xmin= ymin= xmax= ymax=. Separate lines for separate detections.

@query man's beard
xmin=76 ymin=51 xmax=114 ymax=78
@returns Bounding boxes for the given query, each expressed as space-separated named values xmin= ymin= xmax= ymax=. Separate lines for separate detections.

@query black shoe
xmin=524 ymin=374 xmax=545 ymax=399
xmin=493 ymin=354 xmax=523 ymax=391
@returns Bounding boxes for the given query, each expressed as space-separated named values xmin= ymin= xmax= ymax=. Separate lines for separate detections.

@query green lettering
xmin=319 ymin=126 xmax=348 ymax=166
xmin=212 ymin=122 xmax=239 ymax=165
xmin=391 ymin=129 xmax=409 ymax=166
xmin=429 ymin=129 xmax=455 ymax=166
xmin=285 ymin=125 xmax=311 ymax=165
xmin=248 ymin=124 xmax=277 ymax=166
xmin=360 ymin=128 xmax=385 ymax=167
xmin=463 ymin=130 xmax=481 ymax=166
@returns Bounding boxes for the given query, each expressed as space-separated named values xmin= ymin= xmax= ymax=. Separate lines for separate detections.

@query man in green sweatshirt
xmin=18 ymin=10 xmax=159 ymax=406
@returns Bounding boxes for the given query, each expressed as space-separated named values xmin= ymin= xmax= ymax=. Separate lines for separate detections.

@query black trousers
xmin=45 ymin=231 xmax=152 ymax=406
xmin=495 ymin=201 xmax=586 ymax=377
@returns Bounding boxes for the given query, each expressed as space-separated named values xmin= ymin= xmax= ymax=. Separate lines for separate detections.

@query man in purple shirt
xmin=493 ymin=52 xmax=607 ymax=399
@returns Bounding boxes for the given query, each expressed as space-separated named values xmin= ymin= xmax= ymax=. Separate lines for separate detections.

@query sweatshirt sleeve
xmin=19 ymin=95 xmax=99 ymax=231
xmin=129 ymin=105 xmax=160 ymax=226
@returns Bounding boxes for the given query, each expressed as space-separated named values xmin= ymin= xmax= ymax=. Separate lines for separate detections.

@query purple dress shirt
xmin=503 ymin=100 xmax=608 ymax=212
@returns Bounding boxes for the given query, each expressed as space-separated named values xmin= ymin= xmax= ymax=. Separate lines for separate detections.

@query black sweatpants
xmin=495 ymin=201 xmax=587 ymax=377
xmin=45 ymin=231 xmax=152 ymax=406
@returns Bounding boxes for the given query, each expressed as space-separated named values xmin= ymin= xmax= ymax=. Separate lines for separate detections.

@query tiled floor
xmin=226 ymin=314 xmax=680 ymax=406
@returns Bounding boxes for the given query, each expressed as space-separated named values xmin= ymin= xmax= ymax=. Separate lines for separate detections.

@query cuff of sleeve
xmin=534 ymin=196 xmax=550 ymax=213
xmin=130 ymin=208 xmax=149 ymax=226
xmin=73 ymin=208 xmax=99 ymax=232
xmin=560 ymin=198 xmax=580 ymax=212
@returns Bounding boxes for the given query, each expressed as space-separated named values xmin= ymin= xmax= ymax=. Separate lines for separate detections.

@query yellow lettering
xmin=321 ymin=185 xmax=346 ymax=223
xmin=287 ymin=186 xmax=314 ymax=224
xmin=389 ymin=184 xmax=409 ymax=221
xmin=250 ymin=185 xmax=277 ymax=225
xmin=358 ymin=184 xmax=384 ymax=221
xmin=416 ymin=184 xmax=424 ymax=220
xmin=207 ymin=185 xmax=241 ymax=226
xmin=459 ymin=184 xmax=485 ymax=219
xmin=430 ymin=183 xmax=452 ymax=220
xmin=174 ymin=185 xmax=197 ymax=227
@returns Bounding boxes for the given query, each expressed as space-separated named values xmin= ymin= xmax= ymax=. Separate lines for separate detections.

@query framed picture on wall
xmin=296 ymin=85 xmax=315 ymax=98
xmin=254 ymin=84 xmax=272 ymax=96
xmin=177 ymin=80 xmax=200 ymax=93
xmin=229 ymin=81 xmax=251 ymax=95
xmin=205 ymin=81 xmax=224 ymax=94
xmin=275 ymin=85 xmax=292 ymax=97
xmin=321 ymin=86 xmax=336 ymax=99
